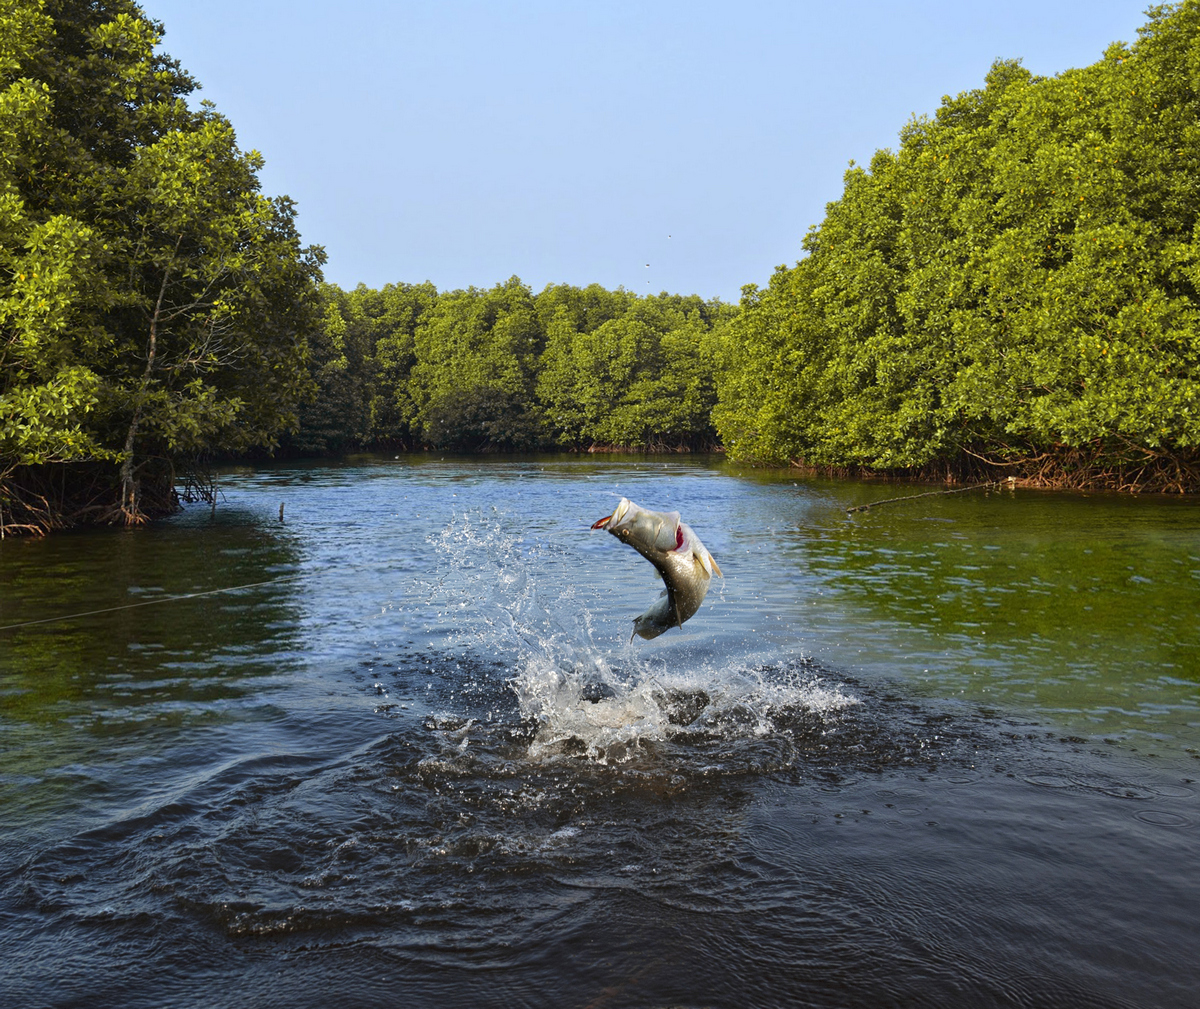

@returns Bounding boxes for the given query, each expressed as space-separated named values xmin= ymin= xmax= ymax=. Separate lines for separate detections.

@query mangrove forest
xmin=4 ymin=0 xmax=1200 ymax=536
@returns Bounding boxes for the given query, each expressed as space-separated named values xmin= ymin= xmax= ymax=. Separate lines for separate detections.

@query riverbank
xmin=778 ymin=444 xmax=1200 ymax=495
xmin=4 ymin=441 xmax=1196 ymax=539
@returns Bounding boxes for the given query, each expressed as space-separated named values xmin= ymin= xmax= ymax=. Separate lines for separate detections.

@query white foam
xmin=513 ymin=650 xmax=858 ymax=762
xmin=429 ymin=510 xmax=859 ymax=763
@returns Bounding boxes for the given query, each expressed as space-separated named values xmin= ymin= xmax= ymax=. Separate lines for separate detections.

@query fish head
xmin=593 ymin=499 xmax=681 ymax=554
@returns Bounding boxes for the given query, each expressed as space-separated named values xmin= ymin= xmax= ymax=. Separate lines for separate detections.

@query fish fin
xmin=691 ymin=550 xmax=718 ymax=581
xmin=690 ymin=542 xmax=721 ymax=579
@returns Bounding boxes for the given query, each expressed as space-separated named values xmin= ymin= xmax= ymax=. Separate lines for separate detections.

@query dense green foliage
xmin=713 ymin=1 xmax=1200 ymax=488
xmin=7 ymin=0 xmax=1200 ymax=535
xmin=299 ymin=2 xmax=1200 ymax=489
xmin=0 ymin=0 xmax=323 ymax=532
xmin=291 ymin=279 xmax=733 ymax=454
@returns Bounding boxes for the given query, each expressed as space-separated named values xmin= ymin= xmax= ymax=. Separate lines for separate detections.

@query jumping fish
xmin=590 ymin=498 xmax=723 ymax=641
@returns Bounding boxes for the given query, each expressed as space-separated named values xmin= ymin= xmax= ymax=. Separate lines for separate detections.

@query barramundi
xmin=591 ymin=498 xmax=723 ymax=641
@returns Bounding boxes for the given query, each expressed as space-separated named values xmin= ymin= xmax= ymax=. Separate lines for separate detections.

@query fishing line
xmin=845 ymin=478 xmax=1014 ymax=514
xmin=0 ymin=574 xmax=303 ymax=632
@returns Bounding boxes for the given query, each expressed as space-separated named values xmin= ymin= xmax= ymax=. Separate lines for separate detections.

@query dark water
xmin=1 ymin=456 xmax=1198 ymax=1008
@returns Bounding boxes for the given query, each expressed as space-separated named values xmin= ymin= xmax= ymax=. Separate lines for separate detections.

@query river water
xmin=1 ymin=456 xmax=1198 ymax=1008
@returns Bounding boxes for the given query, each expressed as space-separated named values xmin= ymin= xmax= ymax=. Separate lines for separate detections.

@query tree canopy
xmin=289 ymin=279 xmax=733 ymax=455
xmin=0 ymin=0 xmax=323 ymax=533
xmin=7 ymin=0 xmax=1200 ymax=533
xmin=712 ymin=1 xmax=1200 ymax=490
xmin=296 ymin=2 xmax=1200 ymax=492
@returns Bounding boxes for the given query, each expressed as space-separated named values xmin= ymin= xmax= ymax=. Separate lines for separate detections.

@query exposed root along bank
xmin=0 ymin=460 xmax=196 ymax=537
xmin=583 ymin=438 xmax=723 ymax=454
xmin=786 ymin=444 xmax=1200 ymax=495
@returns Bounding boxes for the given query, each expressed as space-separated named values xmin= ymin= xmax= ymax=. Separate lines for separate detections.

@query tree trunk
xmin=117 ymin=405 xmax=144 ymax=525
xmin=117 ymin=241 xmax=177 ymax=525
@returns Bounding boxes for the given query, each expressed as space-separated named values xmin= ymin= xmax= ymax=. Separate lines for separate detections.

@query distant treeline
xmin=711 ymin=2 xmax=1200 ymax=491
xmin=5 ymin=1 xmax=1200 ymax=536
xmin=286 ymin=279 xmax=733 ymax=455
xmin=290 ymin=1 xmax=1200 ymax=491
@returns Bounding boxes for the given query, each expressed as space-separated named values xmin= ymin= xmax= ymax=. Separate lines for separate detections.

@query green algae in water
xmin=787 ymin=485 xmax=1200 ymax=753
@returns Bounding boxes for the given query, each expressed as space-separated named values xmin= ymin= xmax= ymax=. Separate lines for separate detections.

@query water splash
xmin=427 ymin=510 xmax=858 ymax=764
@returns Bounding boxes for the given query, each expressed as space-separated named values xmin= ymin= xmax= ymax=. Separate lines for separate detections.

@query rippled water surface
xmin=2 ymin=456 xmax=1198 ymax=1008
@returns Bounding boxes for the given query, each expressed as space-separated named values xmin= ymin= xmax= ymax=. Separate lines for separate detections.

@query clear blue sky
xmin=143 ymin=1 xmax=1152 ymax=302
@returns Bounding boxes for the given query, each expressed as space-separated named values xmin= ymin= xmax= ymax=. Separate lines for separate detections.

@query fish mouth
xmin=591 ymin=498 xmax=630 ymax=530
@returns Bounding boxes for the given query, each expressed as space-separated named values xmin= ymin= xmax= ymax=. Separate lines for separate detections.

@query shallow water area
xmin=1 ymin=455 xmax=1198 ymax=1008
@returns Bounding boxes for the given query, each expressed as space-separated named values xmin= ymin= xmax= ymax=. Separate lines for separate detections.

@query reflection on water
xmin=783 ymin=485 xmax=1200 ymax=749
xmin=1 ymin=456 xmax=1199 ymax=1008
xmin=0 ymin=513 xmax=305 ymax=823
